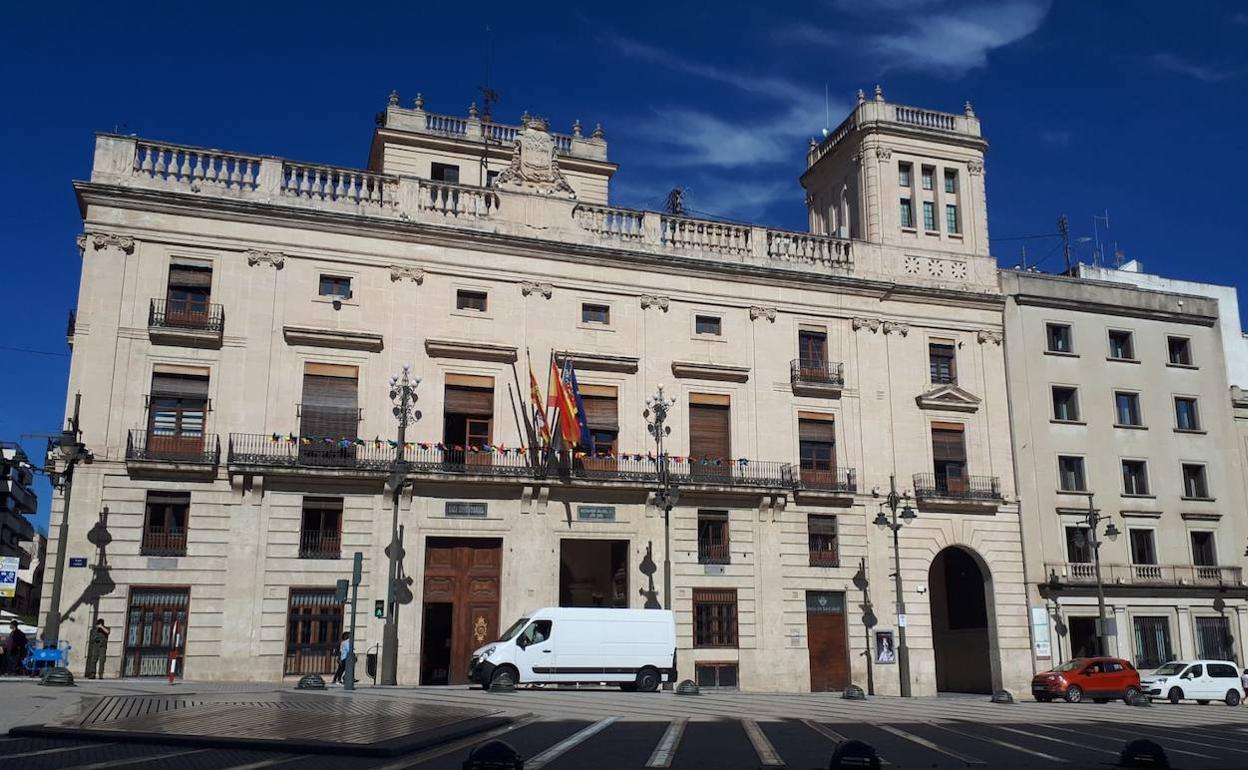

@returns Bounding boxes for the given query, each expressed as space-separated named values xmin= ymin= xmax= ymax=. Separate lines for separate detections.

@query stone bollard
xmin=1118 ymin=738 xmax=1169 ymax=768
xmin=675 ymin=679 xmax=700 ymax=696
xmin=463 ymin=739 xmax=523 ymax=769
xmin=39 ymin=667 xmax=76 ymax=687
xmin=841 ymin=684 xmax=866 ymax=700
xmin=828 ymin=739 xmax=881 ymax=769
xmin=990 ymin=689 xmax=1014 ymax=704
xmin=296 ymin=673 xmax=326 ymax=690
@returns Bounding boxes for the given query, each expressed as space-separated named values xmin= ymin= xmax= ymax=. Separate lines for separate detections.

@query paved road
xmin=5 ymin=680 xmax=1248 ymax=769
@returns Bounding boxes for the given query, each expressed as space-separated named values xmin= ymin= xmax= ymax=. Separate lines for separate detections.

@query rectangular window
xmin=898 ymin=163 xmax=912 ymax=188
xmin=1130 ymin=528 xmax=1157 ymax=565
xmin=579 ymin=385 xmax=619 ymax=462
xmin=929 ymin=343 xmax=957 ymax=385
xmin=430 ymin=162 xmax=460 ymax=183
xmin=1175 ymin=397 xmax=1201 ymax=431
xmin=1051 ymin=386 xmax=1080 ymax=421
xmin=693 ymin=588 xmax=738 ymax=648
xmin=923 ymin=201 xmax=936 ymax=231
xmin=695 ymin=315 xmax=722 ymax=336
xmin=300 ymin=497 xmax=342 ymax=559
xmin=300 ymin=365 xmax=359 ymax=441
xmin=798 ymin=329 xmax=828 ymax=373
xmin=318 ymin=274 xmax=352 ymax=299
xmin=456 ymin=289 xmax=488 ymax=312
xmin=142 ymin=491 xmax=189 ymax=556
xmin=148 ymin=371 xmax=209 ymax=443
xmin=1046 ymin=323 xmax=1073 ymax=353
xmin=123 ymin=588 xmax=189 ymax=677
xmin=581 ymin=303 xmax=610 ymax=324
xmin=931 ymin=424 xmax=967 ymax=495
xmin=1058 ymin=456 xmax=1086 ymax=492
xmin=688 ymin=398 xmax=731 ymax=474
xmin=284 ymin=588 xmax=343 ymax=676
xmin=944 ymin=169 xmax=958 ymax=194
xmin=1114 ymin=392 xmax=1142 ymax=427
xmin=443 ymin=376 xmax=494 ymax=466
xmin=899 ymin=198 xmax=914 ymax=228
xmin=1196 ymin=617 xmax=1233 ymax=661
xmin=165 ymin=260 xmax=213 ymax=325
xmin=1168 ymin=336 xmax=1193 ymax=366
xmin=485 ymin=169 xmax=499 ymax=187
xmin=798 ymin=417 xmax=836 ymax=487
xmin=921 ymin=166 xmax=934 ymax=190
xmin=1133 ymin=616 xmax=1172 ymax=670
xmin=945 ymin=204 xmax=959 ymax=234
xmin=695 ymin=662 xmax=739 ymax=689
xmin=1191 ymin=531 xmax=1217 ymax=566
xmin=697 ymin=510 xmax=730 ymax=564
xmin=1108 ymin=330 xmax=1135 ymax=360
xmin=1122 ymin=460 xmax=1150 ymax=495
xmin=1065 ymin=526 xmax=1093 ymax=563
xmin=1182 ymin=464 xmax=1210 ymax=499
xmin=808 ymin=514 xmax=838 ymax=567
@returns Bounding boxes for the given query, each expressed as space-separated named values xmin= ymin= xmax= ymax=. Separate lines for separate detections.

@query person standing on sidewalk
xmin=84 ymin=619 xmax=111 ymax=679
xmin=5 ymin=621 xmax=28 ymax=675
xmin=331 ymin=632 xmax=351 ymax=684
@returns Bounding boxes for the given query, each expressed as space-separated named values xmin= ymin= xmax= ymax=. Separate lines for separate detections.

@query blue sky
xmin=3 ymin=1 xmax=1246 ymax=530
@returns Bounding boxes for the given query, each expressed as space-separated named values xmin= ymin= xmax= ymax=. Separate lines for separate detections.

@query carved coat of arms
xmin=494 ymin=116 xmax=577 ymax=199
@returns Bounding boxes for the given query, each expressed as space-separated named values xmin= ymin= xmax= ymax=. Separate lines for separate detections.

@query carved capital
xmin=77 ymin=231 xmax=135 ymax=256
xmin=749 ymin=306 xmax=777 ymax=323
xmin=852 ymin=317 xmax=880 ymax=333
xmin=967 ymin=159 xmax=984 ymax=175
xmin=246 ymin=250 xmax=285 ymax=269
xmin=977 ymin=329 xmax=1003 ymax=345
xmin=520 ymin=281 xmax=553 ymax=299
xmin=882 ymin=321 xmax=910 ymax=336
xmin=875 ymin=146 xmax=892 ymax=161
xmin=389 ymin=265 xmax=425 ymax=284
xmin=640 ymin=295 xmax=670 ymax=312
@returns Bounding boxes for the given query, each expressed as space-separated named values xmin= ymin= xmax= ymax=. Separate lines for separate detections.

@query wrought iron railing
xmin=299 ymin=530 xmax=342 ymax=560
xmin=913 ymin=472 xmax=1001 ymax=500
xmin=790 ymin=359 xmax=845 ymax=388
xmin=556 ymin=454 xmax=795 ymax=488
xmin=798 ymin=466 xmax=856 ymax=493
xmin=140 ymin=526 xmax=187 ymax=557
xmin=1046 ymin=562 xmax=1244 ymax=587
xmin=404 ymin=445 xmax=535 ymax=478
xmin=149 ymin=298 xmax=224 ymax=334
xmin=227 ymin=433 xmax=393 ymax=471
xmin=127 ymin=429 xmax=220 ymax=466
xmin=698 ymin=542 xmax=731 ymax=565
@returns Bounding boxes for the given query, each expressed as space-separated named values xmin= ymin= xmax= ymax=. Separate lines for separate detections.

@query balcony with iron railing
xmin=797 ymin=466 xmax=857 ymax=495
xmin=148 ymin=298 xmax=224 ymax=347
xmin=698 ymin=541 xmax=731 ymax=565
xmin=140 ymin=526 xmax=187 ymax=557
xmin=126 ymin=430 xmax=220 ymax=474
xmin=298 ymin=530 xmax=342 ymax=560
xmin=913 ymin=472 xmax=1001 ymax=503
xmin=790 ymin=359 xmax=845 ymax=393
xmin=1045 ymin=562 xmax=1244 ymax=589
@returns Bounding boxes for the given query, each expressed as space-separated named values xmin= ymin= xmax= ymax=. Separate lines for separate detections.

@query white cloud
xmin=1151 ymin=53 xmax=1239 ymax=83
xmin=608 ymin=36 xmax=811 ymax=104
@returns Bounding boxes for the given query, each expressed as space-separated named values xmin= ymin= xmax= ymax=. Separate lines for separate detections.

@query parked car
xmin=1031 ymin=656 xmax=1141 ymax=703
xmin=468 ymin=607 xmax=677 ymax=692
xmin=1141 ymin=660 xmax=1244 ymax=705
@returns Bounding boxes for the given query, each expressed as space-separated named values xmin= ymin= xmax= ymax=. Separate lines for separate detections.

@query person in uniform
xmin=84 ymin=618 xmax=111 ymax=679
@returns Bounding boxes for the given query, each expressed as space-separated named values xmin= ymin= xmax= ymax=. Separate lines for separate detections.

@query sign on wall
xmin=0 ymin=557 xmax=18 ymax=598
xmin=577 ymin=505 xmax=616 ymax=521
xmin=1031 ymin=607 xmax=1052 ymax=659
xmin=445 ymin=501 xmax=487 ymax=517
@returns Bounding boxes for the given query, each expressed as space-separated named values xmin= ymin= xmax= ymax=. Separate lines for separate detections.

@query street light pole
xmin=1084 ymin=494 xmax=1120 ymax=656
xmin=380 ymin=367 xmax=419 ymax=687
xmin=43 ymin=393 xmax=93 ymax=647
xmin=644 ymin=386 xmax=679 ymax=611
xmin=873 ymin=474 xmax=916 ymax=697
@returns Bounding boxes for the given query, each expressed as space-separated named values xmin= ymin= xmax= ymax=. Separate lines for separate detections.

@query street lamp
xmin=873 ymin=474 xmax=916 ymax=697
xmin=42 ymin=393 xmax=93 ymax=648
xmin=379 ymin=366 xmax=420 ymax=686
xmin=644 ymin=385 xmax=679 ymax=612
xmin=1077 ymin=494 xmax=1120 ymax=656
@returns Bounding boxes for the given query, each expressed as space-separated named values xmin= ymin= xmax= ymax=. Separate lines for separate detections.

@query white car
xmin=1141 ymin=660 xmax=1244 ymax=705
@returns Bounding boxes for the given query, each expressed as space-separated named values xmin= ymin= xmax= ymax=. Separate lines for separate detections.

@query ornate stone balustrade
xmin=381 ymin=99 xmax=604 ymax=161
xmin=806 ymin=93 xmax=981 ymax=169
xmin=280 ymin=162 xmax=398 ymax=210
xmin=418 ymin=180 xmax=500 ymax=218
xmin=134 ymin=140 xmax=261 ymax=191
xmin=572 ymin=204 xmax=644 ymax=242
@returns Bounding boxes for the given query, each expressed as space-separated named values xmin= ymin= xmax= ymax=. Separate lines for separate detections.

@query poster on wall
xmin=1031 ymin=607 xmax=1052 ymax=659
xmin=875 ymin=630 xmax=896 ymax=664
xmin=0 ymin=556 xmax=18 ymax=598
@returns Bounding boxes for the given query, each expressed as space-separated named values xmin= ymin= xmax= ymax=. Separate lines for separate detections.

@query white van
xmin=1141 ymin=660 xmax=1245 ymax=705
xmin=468 ymin=607 xmax=677 ymax=692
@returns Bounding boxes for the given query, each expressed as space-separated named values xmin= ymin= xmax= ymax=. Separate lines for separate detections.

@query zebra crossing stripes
xmin=875 ymin=723 xmax=987 ymax=766
xmin=925 ymin=722 xmax=1067 ymax=763
xmin=525 ymin=717 xmax=618 ymax=769
xmin=741 ymin=719 xmax=785 ymax=767
xmin=645 ymin=717 xmax=687 ymax=768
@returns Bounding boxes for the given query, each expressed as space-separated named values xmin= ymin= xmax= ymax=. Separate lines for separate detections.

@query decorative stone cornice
xmin=882 ymin=321 xmax=910 ymax=336
xmin=749 ymin=306 xmax=777 ymax=323
xmin=77 ymin=232 xmax=135 ymax=256
xmin=389 ymin=265 xmax=425 ymax=284
xmin=283 ymin=325 xmax=383 ymax=352
xmin=424 ymin=338 xmax=518 ymax=363
xmin=670 ymin=361 xmax=750 ymax=383
xmin=558 ymin=351 xmax=640 ymax=374
xmin=976 ymin=330 xmax=1003 ymax=345
xmin=246 ymin=250 xmax=285 ymax=269
xmin=967 ymin=159 xmax=984 ymax=175
xmin=852 ymin=317 xmax=880 ymax=333
xmin=520 ymin=281 xmax=553 ymax=299
xmin=640 ymin=295 xmax=670 ymax=312
xmin=915 ymin=384 xmax=981 ymax=413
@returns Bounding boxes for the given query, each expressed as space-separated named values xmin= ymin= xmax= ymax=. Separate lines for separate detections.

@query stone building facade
xmin=46 ymin=88 xmax=1031 ymax=694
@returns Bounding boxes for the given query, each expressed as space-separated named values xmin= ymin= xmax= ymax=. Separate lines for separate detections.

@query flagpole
xmin=546 ymin=350 xmax=563 ymax=474
xmin=508 ymin=359 xmax=538 ymax=468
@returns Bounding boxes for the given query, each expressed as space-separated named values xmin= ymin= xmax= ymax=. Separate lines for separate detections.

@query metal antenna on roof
xmin=478 ymin=25 xmax=501 ymax=187
xmin=664 ymin=187 xmax=686 ymax=215
xmin=1093 ymin=210 xmax=1110 ymax=267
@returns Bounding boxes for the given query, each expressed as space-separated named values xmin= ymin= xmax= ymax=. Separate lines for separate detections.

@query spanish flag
xmin=529 ymin=365 xmax=551 ymax=447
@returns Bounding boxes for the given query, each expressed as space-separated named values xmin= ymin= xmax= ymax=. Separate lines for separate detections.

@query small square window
xmin=431 ymin=162 xmax=460 ymax=183
xmin=1058 ymin=456 xmax=1086 ymax=492
xmin=923 ymin=201 xmax=936 ymax=231
xmin=929 ymin=343 xmax=957 ymax=385
xmin=581 ymin=303 xmax=610 ymax=325
xmin=1175 ymin=397 xmax=1201 ymax=431
xmin=1108 ymin=330 xmax=1135 ymax=360
xmin=1191 ymin=531 xmax=1217 ymax=566
xmin=899 ymin=198 xmax=914 ymax=228
xmin=485 ymin=169 xmax=499 ymax=187
xmin=1168 ymin=337 xmax=1193 ymax=366
xmin=944 ymin=170 xmax=958 ymax=194
xmin=1122 ymin=460 xmax=1150 ymax=496
xmin=1182 ymin=464 xmax=1210 ymax=499
xmin=921 ymin=166 xmax=935 ymax=190
xmin=695 ymin=315 xmax=722 ymax=336
xmin=697 ymin=510 xmax=730 ymax=565
xmin=318 ymin=275 xmax=352 ymax=299
xmin=1114 ymin=392 xmax=1142 ymax=427
xmin=1052 ymin=386 xmax=1080 ymax=421
xmin=1046 ymin=324 xmax=1073 ymax=353
xmin=898 ymin=163 xmax=912 ymax=188
xmin=456 ymin=289 xmax=488 ymax=312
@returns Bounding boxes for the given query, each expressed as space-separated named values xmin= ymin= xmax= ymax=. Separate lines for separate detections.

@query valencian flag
xmin=564 ymin=360 xmax=593 ymax=448
xmin=529 ymin=364 xmax=552 ymax=447
xmin=550 ymin=358 xmax=579 ymax=446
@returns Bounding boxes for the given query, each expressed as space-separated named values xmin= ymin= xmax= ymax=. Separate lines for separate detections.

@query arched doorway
xmin=928 ymin=546 xmax=997 ymax=693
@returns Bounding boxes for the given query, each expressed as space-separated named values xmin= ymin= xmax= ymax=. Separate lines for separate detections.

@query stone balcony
xmin=807 ymin=90 xmax=984 ymax=169
xmin=1045 ymin=562 xmax=1244 ymax=590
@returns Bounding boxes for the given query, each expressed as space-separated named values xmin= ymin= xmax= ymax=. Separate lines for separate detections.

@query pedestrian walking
xmin=331 ymin=632 xmax=351 ymax=684
xmin=4 ymin=620 xmax=28 ymax=676
xmin=1241 ymin=667 xmax=1248 ymax=702
xmin=85 ymin=618 xmax=111 ymax=679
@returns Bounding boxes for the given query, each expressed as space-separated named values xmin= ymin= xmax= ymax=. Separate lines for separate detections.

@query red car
xmin=1031 ymin=657 xmax=1142 ymax=703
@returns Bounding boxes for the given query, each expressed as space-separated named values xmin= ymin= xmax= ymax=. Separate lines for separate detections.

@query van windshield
xmin=498 ymin=617 xmax=529 ymax=642
xmin=1152 ymin=663 xmax=1185 ymax=677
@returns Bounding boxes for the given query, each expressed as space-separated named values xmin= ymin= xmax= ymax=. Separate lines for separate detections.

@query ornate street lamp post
xmin=644 ymin=386 xmax=679 ymax=611
xmin=873 ymin=475 xmax=916 ymax=697
xmin=380 ymin=366 xmax=420 ymax=686
xmin=43 ymin=393 xmax=93 ymax=648
xmin=1079 ymin=494 xmax=1120 ymax=656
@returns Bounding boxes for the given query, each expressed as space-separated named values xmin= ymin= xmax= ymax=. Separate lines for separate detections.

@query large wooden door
xmin=422 ymin=538 xmax=502 ymax=685
xmin=807 ymin=591 xmax=850 ymax=691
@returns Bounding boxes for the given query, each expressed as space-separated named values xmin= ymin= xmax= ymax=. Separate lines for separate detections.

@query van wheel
xmin=1168 ymin=687 xmax=1183 ymax=704
xmin=636 ymin=667 xmax=660 ymax=693
xmin=1064 ymin=685 xmax=1083 ymax=703
xmin=1226 ymin=690 xmax=1242 ymax=706
xmin=489 ymin=666 xmax=518 ymax=690
xmin=1123 ymin=686 xmax=1141 ymax=704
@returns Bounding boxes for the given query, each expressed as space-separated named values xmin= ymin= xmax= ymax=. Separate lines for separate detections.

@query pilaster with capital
xmin=882 ymin=321 xmax=910 ymax=336
xmin=640 ymin=295 xmax=670 ymax=312
xmin=976 ymin=330 xmax=1003 ymax=345
xmin=389 ymin=265 xmax=425 ymax=284
xmin=520 ymin=281 xmax=553 ymax=299
xmin=749 ymin=306 xmax=777 ymax=323
xmin=77 ymin=232 xmax=136 ymax=256
xmin=246 ymin=250 xmax=286 ymax=269
xmin=851 ymin=317 xmax=880 ymax=333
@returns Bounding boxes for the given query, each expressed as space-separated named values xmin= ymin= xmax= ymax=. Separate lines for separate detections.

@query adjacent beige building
xmin=44 ymin=87 xmax=1035 ymax=694
xmin=1003 ymin=269 xmax=1248 ymax=671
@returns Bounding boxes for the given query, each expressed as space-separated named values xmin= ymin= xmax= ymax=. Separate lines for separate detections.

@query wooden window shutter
xmin=798 ymin=418 xmax=836 ymax=444
xmin=581 ymin=394 xmax=618 ymax=431
xmin=931 ymin=428 xmax=966 ymax=462
xmin=150 ymin=372 xmax=209 ymax=398
xmin=444 ymin=385 xmax=494 ymax=415
xmin=689 ymin=403 xmax=731 ymax=459
xmin=168 ymin=262 xmax=212 ymax=288
xmin=301 ymin=372 xmax=358 ymax=437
